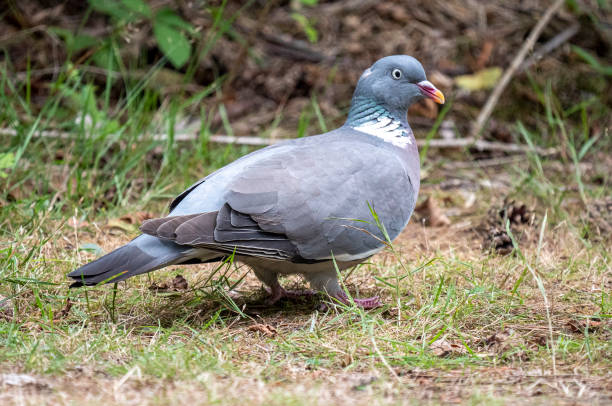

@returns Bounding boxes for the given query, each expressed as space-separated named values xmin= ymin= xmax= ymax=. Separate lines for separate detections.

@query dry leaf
xmin=149 ymin=275 xmax=189 ymax=292
xmin=104 ymin=219 xmax=132 ymax=234
xmin=568 ymin=318 xmax=603 ymax=334
xmin=455 ymin=67 xmax=502 ymax=91
xmin=429 ymin=339 xmax=467 ymax=357
xmin=247 ymin=323 xmax=277 ymax=337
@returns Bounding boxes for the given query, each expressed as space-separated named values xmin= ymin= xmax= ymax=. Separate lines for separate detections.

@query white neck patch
xmin=351 ymin=116 xmax=412 ymax=147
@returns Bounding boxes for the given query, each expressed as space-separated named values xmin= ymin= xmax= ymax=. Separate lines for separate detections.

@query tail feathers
xmin=68 ymin=235 xmax=193 ymax=287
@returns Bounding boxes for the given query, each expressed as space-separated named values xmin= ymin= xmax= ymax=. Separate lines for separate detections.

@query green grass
xmin=1 ymin=34 xmax=611 ymax=406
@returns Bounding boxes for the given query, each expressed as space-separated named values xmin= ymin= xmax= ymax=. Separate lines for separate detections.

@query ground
xmin=1 ymin=158 xmax=610 ymax=405
xmin=0 ymin=1 xmax=611 ymax=404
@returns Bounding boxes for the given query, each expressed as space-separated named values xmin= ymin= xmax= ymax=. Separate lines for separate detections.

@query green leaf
xmin=0 ymin=152 xmax=15 ymax=169
xmin=120 ymin=0 xmax=151 ymax=18
xmin=153 ymin=18 xmax=191 ymax=68
xmin=88 ymin=0 xmax=125 ymax=20
xmin=0 ymin=152 xmax=15 ymax=177
xmin=92 ymin=44 xmax=117 ymax=70
xmin=49 ymin=28 xmax=98 ymax=53
xmin=88 ymin=0 xmax=149 ymax=20
xmin=291 ymin=13 xmax=318 ymax=43
xmin=572 ymin=45 xmax=612 ymax=76
xmin=155 ymin=8 xmax=195 ymax=33
xmin=71 ymin=34 xmax=99 ymax=52
xmin=299 ymin=0 xmax=319 ymax=6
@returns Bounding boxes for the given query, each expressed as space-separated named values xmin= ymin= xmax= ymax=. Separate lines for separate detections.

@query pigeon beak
xmin=417 ymin=80 xmax=445 ymax=104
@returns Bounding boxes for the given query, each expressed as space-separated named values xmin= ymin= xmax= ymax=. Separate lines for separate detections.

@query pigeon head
xmin=349 ymin=55 xmax=444 ymax=123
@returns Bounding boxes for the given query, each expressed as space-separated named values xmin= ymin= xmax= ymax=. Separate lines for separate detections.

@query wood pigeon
xmin=68 ymin=55 xmax=445 ymax=308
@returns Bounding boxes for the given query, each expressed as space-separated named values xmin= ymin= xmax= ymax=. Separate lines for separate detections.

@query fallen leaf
xmin=484 ymin=328 xmax=524 ymax=353
xmin=104 ymin=219 xmax=132 ymax=234
xmin=415 ymin=196 xmax=451 ymax=227
xmin=455 ymin=67 xmax=502 ymax=91
xmin=568 ymin=318 xmax=603 ymax=334
xmin=429 ymin=339 xmax=467 ymax=357
xmin=149 ymin=275 xmax=189 ymax=292
xmin=247 ymin=323 xmax=277 ymax=337
xmin=474 ymin=40 xmax=494 ymax=70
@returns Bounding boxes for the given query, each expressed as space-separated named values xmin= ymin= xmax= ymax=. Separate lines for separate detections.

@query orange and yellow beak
xmin=417 ymin=80 xmax=445 ymax=104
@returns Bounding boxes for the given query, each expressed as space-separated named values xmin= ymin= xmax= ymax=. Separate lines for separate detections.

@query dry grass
xmin=1 ymin=161 xmax=610 ymax=406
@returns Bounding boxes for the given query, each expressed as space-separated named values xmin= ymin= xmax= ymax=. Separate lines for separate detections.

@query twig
xmin=520 ymin=22 xmax=580 ymax=72
xmin=0 ymin=128 xmax=558 ymax=154
xmin=422 ymin=137 xmax=557 ymax=155
xmin=442 ymin=150 xmax=558 ymax=170
xmin=471 ymin=0 xmax=566 ymax=139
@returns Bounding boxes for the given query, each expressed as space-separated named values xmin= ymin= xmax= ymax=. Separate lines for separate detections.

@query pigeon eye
xmin=391 ymin=69 xmax=402 ymax=80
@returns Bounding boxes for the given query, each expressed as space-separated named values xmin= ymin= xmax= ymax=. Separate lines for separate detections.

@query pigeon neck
xmin=345 ymin=97 xmax=412 ymax=147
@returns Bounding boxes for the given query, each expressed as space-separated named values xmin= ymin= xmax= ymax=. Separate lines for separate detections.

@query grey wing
xmin=222 ymin=136 xmax=416 ymax=261
xmin=150 ymin=131 xmax=417 ymax=263
xmin=140 ymin=203 xmax=308 ymax=261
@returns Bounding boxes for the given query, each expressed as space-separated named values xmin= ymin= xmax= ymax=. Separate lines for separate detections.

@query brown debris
xmin=486 ymin=227 xmax=513 ymax=255
xmin=53 ymin=298 xmax=72 ymax=322
xmin=583 ymin=198 xmax=612 ymax=242
xmin=483 ymin=329 xmax=531 ymax=360
xmin=429 ymin=339 xmax=467 ymax=357
xmin=568 ymin=318 xmax=604 ymax=334
xmin=247 ymin=323 xmax=277 ymax=337
xmin=149 ymin=275 xmax=189 ymax=292
xmin=499 ymin=201 xmax=534 ymax=226
xmin=0 ymin=294 xmax=13 ymax=321
xmin=415 ymin=196 xmax=451 ymax=227
xmin=479 ymin=198 xmax=536 ymax=255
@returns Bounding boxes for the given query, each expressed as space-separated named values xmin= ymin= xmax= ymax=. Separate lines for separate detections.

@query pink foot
xmin=352 ymin=296 xmax=383 ymax=309
xmin=264 ymin=286 xmax=317 ymax=305
xmin=322 ymin=291 xmax=382 ymax=310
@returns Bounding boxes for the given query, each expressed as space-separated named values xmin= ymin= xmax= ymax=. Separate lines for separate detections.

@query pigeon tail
xmin=68 ymin=234 xmax=204 ymax=287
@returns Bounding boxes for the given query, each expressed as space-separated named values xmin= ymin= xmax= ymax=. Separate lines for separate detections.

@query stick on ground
xmin=470 ymin=0 xmax=566 ymax=139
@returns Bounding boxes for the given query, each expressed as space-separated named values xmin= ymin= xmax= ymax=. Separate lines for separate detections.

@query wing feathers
xmin=139 ymin=204 xmax=299 ymax=261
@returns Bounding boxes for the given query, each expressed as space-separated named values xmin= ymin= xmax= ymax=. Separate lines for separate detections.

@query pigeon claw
xmin=264 ymin=286 xmax=317 ymax=306
xmin=320 ymin=291 xmax=382 ymax=310
xmin=352 ymin=296 xmax=382 ymax=309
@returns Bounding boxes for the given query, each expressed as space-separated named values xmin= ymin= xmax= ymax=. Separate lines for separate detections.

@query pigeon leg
xmin=305 ymin=270 xmax=381 ymax=309
xmin=264 ymin=283 xmax=317 ymax=305
xmin=253 ymin=268 xmax=315 ymax=305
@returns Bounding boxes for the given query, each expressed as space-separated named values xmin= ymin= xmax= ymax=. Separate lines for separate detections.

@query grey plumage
xmin=68 ymin=55 xmax=445 ymax=308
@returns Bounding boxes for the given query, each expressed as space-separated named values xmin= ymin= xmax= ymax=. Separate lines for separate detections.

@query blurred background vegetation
xmin=0 ymin=0 xmax=610 ymax=219
xmin=0 ymin=4 xmax=611 ymax=403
